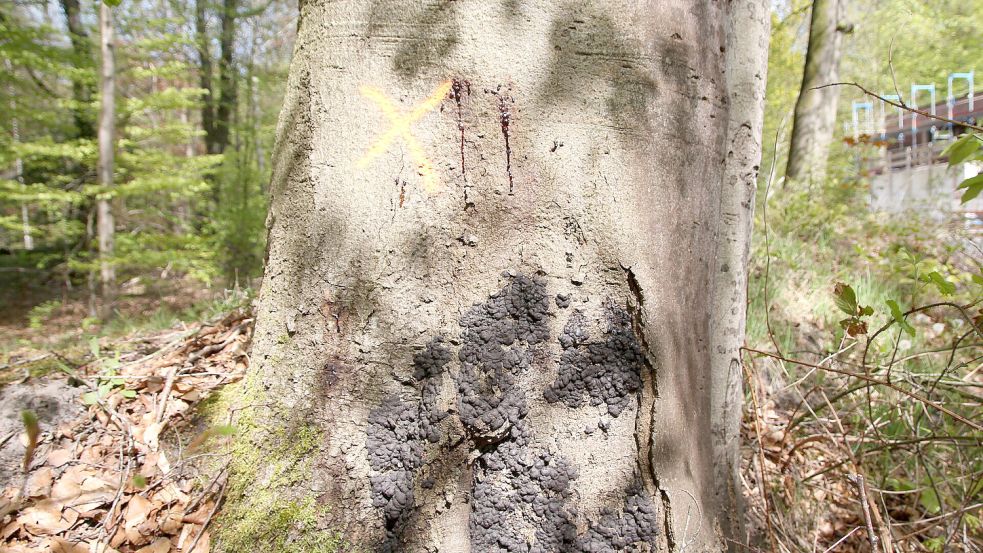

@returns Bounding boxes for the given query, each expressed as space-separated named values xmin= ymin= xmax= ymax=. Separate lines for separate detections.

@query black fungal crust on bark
xmin=366 ymin=338 xmax=451 ymax=551
xmin=455 ymin=274 xmax=548 ymax=437
xmin=544 ymin=302 xmax=645 ymax=418
xmin=363 ymin=275 xmax=659 ymax=552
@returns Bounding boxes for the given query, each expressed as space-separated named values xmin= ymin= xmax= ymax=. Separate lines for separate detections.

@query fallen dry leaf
xmin=124 ymin=495 xmax=153 ymax=529
xmin=87 ymin=540 xmax=121 ymax=553
xmin=142 ymin=423 xmax=164 ymax=452
xmin=16 ymin=499 xmax=73 ymax=536
xmin=26 ymin=467 xmax=54 ymax=498
xmin=48 ymin=536 xmax=88 ymax=553
xmin=45 ymin=448 xmax=74 ymax=468
xmin=134 ymin=536 xmax=171 ymax=553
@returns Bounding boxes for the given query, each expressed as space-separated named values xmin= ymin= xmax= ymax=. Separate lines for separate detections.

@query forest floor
xmin=0 ymin=306 xmax=918 ymax=553
xmin=0 ymin=293 xmax=250 ymax=553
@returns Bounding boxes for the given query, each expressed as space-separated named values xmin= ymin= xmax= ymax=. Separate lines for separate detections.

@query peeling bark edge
xmin=711 ymin=0 xmax=770 ymax=549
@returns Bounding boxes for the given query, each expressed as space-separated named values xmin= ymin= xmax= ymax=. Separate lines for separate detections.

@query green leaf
xmin=102 ymin=0 xmax=122 ymax=6
xmin=21 ymin=410 xmax=40 ymax=472
xmin=885 ymin=477 xmax=915 ymax=491
xmin=89 ymin=337 xmax=101 ymax=359
xmin=965 ymin=513 xmax=981 ymax=531
xmin=943 ymin=133 xmax=982 ymax=165
xmin=886 ymin=299 xmax=915 ymax=337
xmin=957 ymin=174 xmax=983 ymax=203
xmin=120 ymin=389 xmax=137 ymax=399
xmin=213 ymin=425 xmax=236 ymax=436
xmin=132 ymin=474 xmax=147 ymax=488
xmin=919 ymin=487 xmax=942 ymax=514
xmin=860 ymin=305 xmax=874 ymax=316
xmin=81 ymin=391 xmax=99 ymax=405
xmin=925 ymin=271 xmax=956 ymax=296
xmin=923 ymin=537 xmax=944 ymax=553
xmin=833 ymin=282 xmax=858 ymax=316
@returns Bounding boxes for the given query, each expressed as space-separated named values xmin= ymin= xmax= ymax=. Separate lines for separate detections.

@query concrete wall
xmin=870 ymin=161 xmax=983 ymax=218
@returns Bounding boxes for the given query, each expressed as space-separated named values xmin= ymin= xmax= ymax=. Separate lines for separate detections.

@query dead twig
xmin=185 ymin=478 xmax=226 ymax=553
xmin=744 ymin=347 xmax=983 ymax=431
xmin=812 ymin=82 xmax=983 ymax=133
xmin=848 ymin=474 xmax=880 ymax=552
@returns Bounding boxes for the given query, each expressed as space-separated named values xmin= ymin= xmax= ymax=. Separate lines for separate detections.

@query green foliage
xmin=885 ymin=299 xmax=915 ymax=336
xmin=1 ymin=0 xmax=287 ymax=315
xmin=942 ymin=133 xmax=983 ymax=202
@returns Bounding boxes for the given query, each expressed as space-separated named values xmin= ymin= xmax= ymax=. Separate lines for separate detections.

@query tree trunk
xmin=59 ymin=0 xmax=96 ymax=139
xmin=196 ymin=0 xmax=217 ymax=153
xmin=5 ymin=58 xmax=33 ymax=251
xmin=712 ymin=1 xmax=770 ymax=546
xmin=97 ymin=2 xmax=116 ymax=317
xmin=213 ymin=0 xmax=238 ymax=154
xmin=785 ymin=0 xmax=848 ymax=184
xmin=222 ymin=1 xmax=769 ymax=551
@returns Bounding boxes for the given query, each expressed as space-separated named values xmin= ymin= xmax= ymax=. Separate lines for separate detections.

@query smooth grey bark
xmin=711 ymin=0 xmax=770 ymax=548
xmin=5 ymin=59 xmax=33 ymax=251
xmin=97 ymin=2 xmax=116 ymax=316
xmin=231 ymin=1 xmax=768 ymax=551
xmin=785 ymin=0 xmax=849 ymax=184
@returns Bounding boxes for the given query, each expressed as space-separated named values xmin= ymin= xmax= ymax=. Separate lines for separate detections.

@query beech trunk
xmin=97 ymin=2 xmax=115 ymax=316
xmin=224 ymin=1 xmax=769 ymax=551
xmin=785 ymin=0 xmax=848 ymax=184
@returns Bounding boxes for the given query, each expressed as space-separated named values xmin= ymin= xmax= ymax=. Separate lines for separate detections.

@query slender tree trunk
xmin=196 ymin=0 xmax=217 ymax=153
xmin=221 ymin=1 xmax=768 ymax=551
xmin=59 ymin=0 xmax=96 ymax=139
xmin=213 ymin=0 xmax=238 ymax=154
xmin=97 ymin=2 xmax=116 ymax=317
xmin=712 ymin=1 xmax=770 ymax=547
xmin=175 ymin=107 xmax=194 ymax=234
xmin=785 ymin=0 xmax=850 ymax=184
xmin=5 ymin=59 xmax=33 ymax=251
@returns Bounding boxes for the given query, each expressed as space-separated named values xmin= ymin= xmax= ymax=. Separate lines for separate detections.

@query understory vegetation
xmin=742 ymin=1 xmax=982 ymax=550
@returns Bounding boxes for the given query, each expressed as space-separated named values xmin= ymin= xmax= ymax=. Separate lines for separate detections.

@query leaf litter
xmin=1 ymin=310 xmax=252 ymax=553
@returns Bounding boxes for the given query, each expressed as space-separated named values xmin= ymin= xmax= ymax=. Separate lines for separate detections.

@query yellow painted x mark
xmin=358 ymin=81 xmax=452 ymax=194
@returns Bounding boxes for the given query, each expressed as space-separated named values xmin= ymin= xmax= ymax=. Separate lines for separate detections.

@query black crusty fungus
xmin=544 ymin=302 xmax=645 ymax=418
xmin=573 ymin=480 xmax=661 ymax=552
xmin=366 ymin=338 xmax=451 ymax=551
xmin=364 ymin=276 xmax=659 ymax=551
xmin=470 ymin=424 xmax=581 ymax=553
xmin=454 ymin=274 xmax=548 ymax=438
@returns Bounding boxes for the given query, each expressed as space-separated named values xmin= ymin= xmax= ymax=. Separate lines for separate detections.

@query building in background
xmin=854 ymin=75 xmax=982 ymax=221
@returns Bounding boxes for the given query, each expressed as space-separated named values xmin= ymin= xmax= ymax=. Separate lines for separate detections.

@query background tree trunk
xmin=785 ymin=0 xmax=849 ymax=184
xmin=59 ymin=0 xmax=96 ymax=139
xmin=97 ymin=2 xmax=116 ymax=317
xmin=213 ymin=0 xmax=238 ymax=155
xmin=222 ymin=1 xmax=768 ymax=551
xmin=197 ymin=0 xmax=238 ymax=155
xmin=196 ymin=0 xmax=217 ymax=153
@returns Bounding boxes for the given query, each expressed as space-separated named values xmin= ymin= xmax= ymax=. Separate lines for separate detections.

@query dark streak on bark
xmin=660 ymin=489 xmax=677 ymax=552
xmin=498 ymin=94 xmax=514 ymax=194
xmin=451 ymin=78 xmax=473 ymax=208
xmin=624 ymin=264 xmax=662 ymax=511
